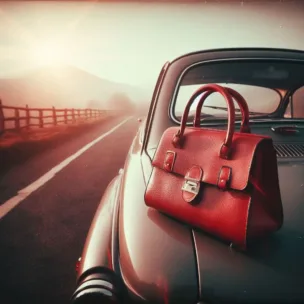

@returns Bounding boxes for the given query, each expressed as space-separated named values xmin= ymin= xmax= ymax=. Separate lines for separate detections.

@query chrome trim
xmin=142 ymin=61 xmax=170 ymax=159
xmin=118 ymin=168 xmax=124 ymax=175
xmin=182 ymin=180 xmax=200 ymax=195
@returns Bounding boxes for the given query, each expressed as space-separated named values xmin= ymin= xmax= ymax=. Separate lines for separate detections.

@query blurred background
xmin=0 ymin=0 xmax=303 ymax=114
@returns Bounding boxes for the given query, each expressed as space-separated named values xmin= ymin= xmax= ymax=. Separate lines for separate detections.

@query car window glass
xmin=291 ymin=86 xmax=304 ymax=118
xmin=171 ymin=60 xmax=304 ymax=122
xmin=175 ymin=83 xmax=281 ymax=118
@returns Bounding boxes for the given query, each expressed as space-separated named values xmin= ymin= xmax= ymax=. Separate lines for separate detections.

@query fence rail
xmin=0 ymin=99 xmax=118 ymax=135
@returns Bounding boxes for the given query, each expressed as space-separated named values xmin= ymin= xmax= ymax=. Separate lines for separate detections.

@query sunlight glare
xmin=30 ymin=42 xmax=68 ymax=66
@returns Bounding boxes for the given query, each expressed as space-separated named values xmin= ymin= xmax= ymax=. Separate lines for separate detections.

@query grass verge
xmin=0 ymin=115 xmax=115 ymax=175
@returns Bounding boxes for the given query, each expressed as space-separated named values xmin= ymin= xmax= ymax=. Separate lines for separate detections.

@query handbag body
xmin=144 ymin=84 xmax=283 ymax=249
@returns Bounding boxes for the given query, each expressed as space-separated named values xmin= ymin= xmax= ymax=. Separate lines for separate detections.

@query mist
xmin=0 ymin=0 xmax=304 ymax=110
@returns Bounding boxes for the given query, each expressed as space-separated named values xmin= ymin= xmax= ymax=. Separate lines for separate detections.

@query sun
xmin=29 ymin=42 xmax=68 ymax=66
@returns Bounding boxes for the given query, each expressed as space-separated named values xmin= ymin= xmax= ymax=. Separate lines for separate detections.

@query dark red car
xmin=71 ymin=48 xmax=304 ymax=304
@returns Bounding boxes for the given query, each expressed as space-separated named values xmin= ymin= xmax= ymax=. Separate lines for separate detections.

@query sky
xmin=0 ymin=1 xmax=304 ymax=87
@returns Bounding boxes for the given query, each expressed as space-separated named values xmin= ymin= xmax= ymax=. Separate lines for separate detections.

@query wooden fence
xmin=0 ymin=99 xmax=117 ymax=135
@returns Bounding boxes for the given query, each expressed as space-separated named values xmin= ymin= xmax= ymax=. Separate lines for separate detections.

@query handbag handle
xmin=193 ymin=87 xmax=251 ymax=133
xmin=172 ymin=84 xmax=235 ymax=159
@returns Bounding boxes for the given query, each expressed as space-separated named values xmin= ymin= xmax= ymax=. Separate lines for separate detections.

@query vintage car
xmin=71 ymin=48 xmax=304 ymax=304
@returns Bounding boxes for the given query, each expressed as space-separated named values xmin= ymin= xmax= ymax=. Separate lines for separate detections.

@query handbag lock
xmin=181 ymin=178 xmax=200 ymax=195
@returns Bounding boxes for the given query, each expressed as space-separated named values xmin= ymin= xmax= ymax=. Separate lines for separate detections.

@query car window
xmin=291 ymin=86 xmax=304 ymax=118
xmin=175 ymin=83 xmax=281 ymax=118
xmin=171 ymin=60 xmax=304 ymax=122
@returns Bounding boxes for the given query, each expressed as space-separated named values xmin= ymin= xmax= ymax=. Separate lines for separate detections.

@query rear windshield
xmin=172 ymin=60 xmax=304 ymax=121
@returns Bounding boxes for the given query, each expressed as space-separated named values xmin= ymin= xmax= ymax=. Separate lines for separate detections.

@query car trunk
xmin=193 ymin=163 xmax=304 ymax=304
xmin=119 ymin=143 xmax=304 ymax=303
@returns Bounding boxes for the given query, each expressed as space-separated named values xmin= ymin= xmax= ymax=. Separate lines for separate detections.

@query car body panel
xmin=141 ymin=127 xmax=304 ymax=302
xmin=118 ymin=129 xmax=199 ymax=303
xmin=194 ymin=161 xmax=304 ymax=303
xmin=76 ymin=173 xmax=122 ymax=283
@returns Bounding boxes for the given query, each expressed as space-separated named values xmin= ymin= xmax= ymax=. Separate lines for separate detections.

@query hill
xmin=0 ymin=65 xmax=147 ymax=110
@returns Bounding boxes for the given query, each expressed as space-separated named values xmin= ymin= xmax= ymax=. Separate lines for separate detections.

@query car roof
xmin=168 ymin=47 xmax=304 ymax=66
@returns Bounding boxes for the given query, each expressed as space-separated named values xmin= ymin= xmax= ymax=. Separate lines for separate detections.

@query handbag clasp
xmin=182 ymin=165 xmax=203 ymax=203
xmin=182 ymin=178 xmax=200 ymax=195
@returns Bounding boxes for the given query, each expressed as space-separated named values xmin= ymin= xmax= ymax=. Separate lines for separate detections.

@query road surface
xmin=0 ymin=115 xmax=138 ymax=304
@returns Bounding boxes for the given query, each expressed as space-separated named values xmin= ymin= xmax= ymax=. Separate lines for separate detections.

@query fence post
xmin=52 ymin=106 xmax=57 ymax=126
xmin=0 ymin=99 xmax=4 ymax=135
xmin=90 ymin=109 xmax=92 ymax=119
xmin=71 ymin=108 xmax=75 ymax=123
xmin=39 ymin=109 xmax=43 ymax=128
xmin=77 ymin=109 xmax=80 ymax=120
xmin=64 ymin=109 xmax=68 ymax=124
xmin=26 ymin=104 xmax=30 ymax=129
xmin=15 ymin=108 xmax=20 ymax=130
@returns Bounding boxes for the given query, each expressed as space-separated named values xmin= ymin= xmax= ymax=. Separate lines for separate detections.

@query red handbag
xmin=144 ymin=84 xmax=283 ymax=250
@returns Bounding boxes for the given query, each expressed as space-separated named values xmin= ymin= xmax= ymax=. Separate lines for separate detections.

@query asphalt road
xmin=0 ymin=115 xmax=138 ymax=304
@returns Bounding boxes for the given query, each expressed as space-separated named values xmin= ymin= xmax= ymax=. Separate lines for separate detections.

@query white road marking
xmin=0 ymin=117 xmax=133 ymax=220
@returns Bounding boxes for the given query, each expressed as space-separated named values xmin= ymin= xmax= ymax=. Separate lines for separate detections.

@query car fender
xmin=76 ymin=169 xmax=123 ymax=284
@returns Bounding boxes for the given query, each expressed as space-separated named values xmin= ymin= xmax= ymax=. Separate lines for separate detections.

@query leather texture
xmin=144 ymin=84 xmax=284 ymax=250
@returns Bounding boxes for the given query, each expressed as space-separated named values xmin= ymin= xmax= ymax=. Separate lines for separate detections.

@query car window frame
xmin=286 ymin=85 xmax=304 ymax=119
xmin=141 ymin=61 xmax=170 ymax=155
xmin=169 ymin=58 xmax=304 ymax=125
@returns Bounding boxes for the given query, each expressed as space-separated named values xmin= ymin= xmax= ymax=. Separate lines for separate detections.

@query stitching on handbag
xmin=189 ymin=126 xmax=271 ymax=140
xmin=168 ymin=128 xmax=269 ymax=191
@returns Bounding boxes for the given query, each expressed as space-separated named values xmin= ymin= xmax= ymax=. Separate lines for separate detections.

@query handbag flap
xmin=152 ymin=126 xmax=273 ymax=191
